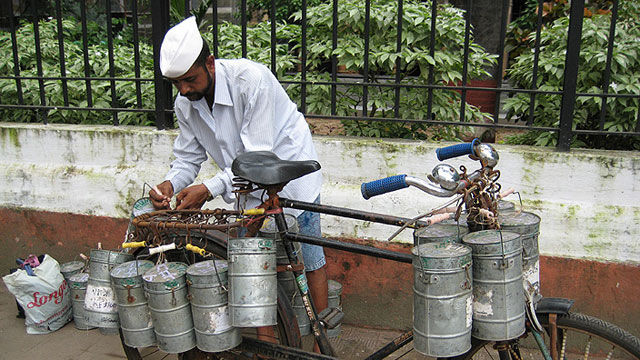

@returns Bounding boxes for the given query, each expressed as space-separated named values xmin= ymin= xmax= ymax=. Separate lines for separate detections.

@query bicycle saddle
xmin=232 ymin=151 xmax=321 ymax=185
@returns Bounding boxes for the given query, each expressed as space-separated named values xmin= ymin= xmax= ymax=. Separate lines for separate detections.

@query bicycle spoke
xmin=452 ymin=313 xmax=640 ymax=360
xmin=395 ymin=348 xmax=414 ymax=359
xmin=605 ymin=345 xmax=615 ymax=360
xmin=583 ymin=336 xmax=592 ymax=360
xmin=560 ymin=330 xmax=567 ymax=360
xmin=509 ymin=346 xmax=522 ymax=360
xmin=483 ymin=344 xmax=497 ymax=360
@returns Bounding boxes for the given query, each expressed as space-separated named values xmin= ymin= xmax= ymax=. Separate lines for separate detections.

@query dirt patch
xmin=308 ymin=117 xmax=345 ymax=136
xmin=307 ymin=116 xmax=526 ymax=143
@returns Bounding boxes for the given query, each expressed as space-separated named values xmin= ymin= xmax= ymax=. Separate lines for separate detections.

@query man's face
xmin=169 ymin=60 xmax=213 ymax=102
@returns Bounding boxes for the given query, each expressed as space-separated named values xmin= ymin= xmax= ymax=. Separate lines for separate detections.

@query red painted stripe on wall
xmin=1 ymin=208 xmax=638 ymax=337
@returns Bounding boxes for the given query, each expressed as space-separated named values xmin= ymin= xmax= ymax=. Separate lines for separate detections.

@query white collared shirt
xmin=164 ymin=59 xmax=322 ymax=214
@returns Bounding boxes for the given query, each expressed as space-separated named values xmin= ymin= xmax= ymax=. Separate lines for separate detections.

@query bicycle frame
xmin=253 ymin=186 xmax=422 ymax=359
xmin=280 ymin=198 xmax=414 ymax=263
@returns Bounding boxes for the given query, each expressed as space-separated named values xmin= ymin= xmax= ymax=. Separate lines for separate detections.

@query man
xmin=150 ymin=16 xmax=328 ymax=318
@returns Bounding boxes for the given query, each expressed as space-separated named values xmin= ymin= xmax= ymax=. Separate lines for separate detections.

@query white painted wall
xmin=2 ymin=123 xmax=639 ymax=264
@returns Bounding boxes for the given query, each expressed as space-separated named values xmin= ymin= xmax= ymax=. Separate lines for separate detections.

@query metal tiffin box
xmin=462 ymin=230 xmax=525 ymax=341
xmin=228 ymin=237 xmax=277 ymax=327
xmin=143 ymin=262 xmax=196 ymax=354
xmin=186 ymin=260 xmax=241 ymax=352
xmin=413 ymin=222 xmax=470 ymax=245
xmin=110 ymin=260 xmax=156 ymax=348
xmin=411 ymin=241 xmax=473 ymax=357
xmin=498 ymin=211 xmax=542 ymax=302
xmin=68 ymin=272 xmax=94 ymax=330
xmin=60 ymin=260 xmax=85 ymax=281
xmin=84 ymin=249 xmax=132 ymax=329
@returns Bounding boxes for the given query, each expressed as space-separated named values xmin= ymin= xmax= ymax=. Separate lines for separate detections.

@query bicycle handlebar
xmin=360 ymin=139 xmax=496 ymax=200
xmin=361 ymin=171 xmax=480 ymax=200
xmin=435 ymin=138 xmax=479 ymax=161
xmin=361 ymin=174 xmax=409 ymax=200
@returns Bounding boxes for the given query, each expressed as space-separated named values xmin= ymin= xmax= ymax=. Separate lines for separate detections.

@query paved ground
xmin=0 ymin=283 xmax=426 ymax=360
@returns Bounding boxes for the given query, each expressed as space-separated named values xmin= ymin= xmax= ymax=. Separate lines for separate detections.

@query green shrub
xmin=0 ymin=18 xmax=155 ymax=125
xmin=504 ymin=13 xmax=640 ymax=150
xmin=289 ymin=0 xmax=497 ymax=140
xmin=246 ymin=0 xmax=326 ymax=22
xmin=0 ymin=0 xmax=497 ymax=141
xmin=202 ymin=21 xmax=301 ymax=79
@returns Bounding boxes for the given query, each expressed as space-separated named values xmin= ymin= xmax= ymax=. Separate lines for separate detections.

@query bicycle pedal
xmin=318 ymin=307 xmax=344 ymax=329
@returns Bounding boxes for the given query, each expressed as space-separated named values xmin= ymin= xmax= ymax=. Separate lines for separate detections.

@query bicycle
xmin=119 ymin=140 xmax=640 ymax=360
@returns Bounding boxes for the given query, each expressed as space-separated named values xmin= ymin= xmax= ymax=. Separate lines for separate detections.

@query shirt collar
xmin=213 ymin=61 xmax=233 ymax=107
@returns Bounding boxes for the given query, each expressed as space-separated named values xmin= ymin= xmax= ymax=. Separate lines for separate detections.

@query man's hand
xmin=176 ymin=184 xmax=211 ymax=210
xmin=150 ymin=180 xmax=174 ymax=209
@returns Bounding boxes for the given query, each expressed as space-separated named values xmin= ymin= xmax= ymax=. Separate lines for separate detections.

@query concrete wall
xmin=2 ymin=123 xmax=639 ymax=334
xmin=2 ymin=123 xmax=638 ymax=262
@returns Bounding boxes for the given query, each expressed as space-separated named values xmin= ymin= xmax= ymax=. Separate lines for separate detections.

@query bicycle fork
xmin=273 ymin=209 xmax=336 ymax=356
xmin=254 ymin=185 xmax=336 ymax=357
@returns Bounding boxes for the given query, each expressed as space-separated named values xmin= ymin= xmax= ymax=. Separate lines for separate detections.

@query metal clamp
xmin=461 ymin=264 xmax=472 ymax=290
xmin=170 ymin=286 xmax=177 ymax=306
xmin=126 ymin=285 xmax=135 ymax=303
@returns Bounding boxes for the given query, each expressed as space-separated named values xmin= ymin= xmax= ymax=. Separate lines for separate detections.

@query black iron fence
xmin=0 ymin=0 xmax=639 ymax=151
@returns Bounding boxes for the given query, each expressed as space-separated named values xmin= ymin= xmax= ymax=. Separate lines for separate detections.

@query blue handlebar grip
xmin=435 ymin=139 xmax=479 ymax=161
xmin=361 ymin=174 xmax=408 ymax=200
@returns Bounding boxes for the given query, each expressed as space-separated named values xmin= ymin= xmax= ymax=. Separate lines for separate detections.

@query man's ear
xmin=206 ymin=55 xmax=215 ymax=71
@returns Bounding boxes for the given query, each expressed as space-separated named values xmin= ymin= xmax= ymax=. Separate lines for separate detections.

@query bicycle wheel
xmin=119 ymin=231 xmax=302 ymax=359
xmin=451 ymin=312 xmax=640 ymax=360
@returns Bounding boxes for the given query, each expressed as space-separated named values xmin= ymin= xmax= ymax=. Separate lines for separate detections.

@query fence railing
xmin=0 ymin=0 xmax=638 ymax=151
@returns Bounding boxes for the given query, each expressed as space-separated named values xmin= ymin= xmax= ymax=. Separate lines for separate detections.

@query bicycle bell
xmin=428 ymin=164 xmax=460 ymax=191
xmin=475 ymin=143 xmax=499 ymax=168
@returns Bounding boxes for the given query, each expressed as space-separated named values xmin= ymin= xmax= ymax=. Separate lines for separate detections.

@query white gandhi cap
xmin=160 ymin=16 xmax=204 ymax=78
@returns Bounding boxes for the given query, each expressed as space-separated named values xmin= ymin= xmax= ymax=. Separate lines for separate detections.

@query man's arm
xmin=157 ymin=105 xmax=208 ymax=208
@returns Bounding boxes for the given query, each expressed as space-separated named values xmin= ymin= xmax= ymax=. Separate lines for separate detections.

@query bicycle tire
xmin=119 ymin=231 xmax=302 ymax=359
xmin=451 ymin=312 xmax=640 ymax=360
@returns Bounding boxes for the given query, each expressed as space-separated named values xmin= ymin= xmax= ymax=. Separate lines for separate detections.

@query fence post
xmin=557 ymin=0 xmax=585 ymax=151
xmin=151 ymin=0 xmax=173 ymax=130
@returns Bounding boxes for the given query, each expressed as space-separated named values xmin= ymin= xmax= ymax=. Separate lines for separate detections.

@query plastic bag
xmin=2 ymin=254 xmax=72 ymax=334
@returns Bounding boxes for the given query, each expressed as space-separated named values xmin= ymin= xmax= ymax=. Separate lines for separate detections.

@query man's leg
xmin=296 ymin=199 xmax=328 ymax=313
xmin=306 ymin=264 xmax=328 ymax=313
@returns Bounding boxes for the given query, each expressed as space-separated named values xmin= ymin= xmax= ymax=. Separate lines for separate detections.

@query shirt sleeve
xmin=202 ymin=168 xmax=236 ymax=203
xmin=164 ymin=104 xmax=208 ymax=194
